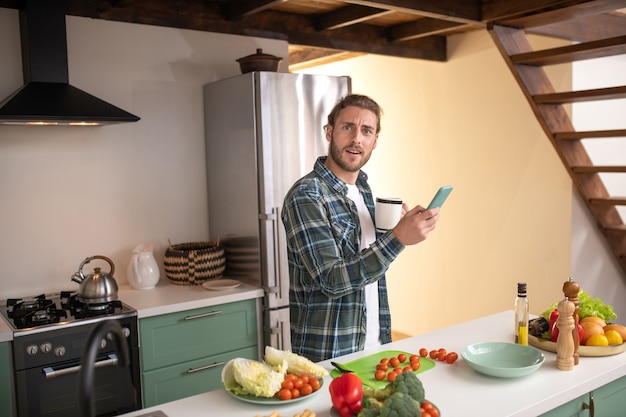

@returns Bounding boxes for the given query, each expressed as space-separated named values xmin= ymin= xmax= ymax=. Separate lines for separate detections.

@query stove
xmin=1 ymin=291 xmax=136 ymax=334
xmin=1 ymin=292 xmax=141 ymax=417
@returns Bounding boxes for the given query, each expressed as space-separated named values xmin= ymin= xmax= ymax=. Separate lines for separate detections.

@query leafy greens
xmin=540 ymin=290 xmax=618 ymax=323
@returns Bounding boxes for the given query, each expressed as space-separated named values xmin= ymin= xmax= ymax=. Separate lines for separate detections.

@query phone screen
xmin=427 ymin=186 xmax=453 ymax=209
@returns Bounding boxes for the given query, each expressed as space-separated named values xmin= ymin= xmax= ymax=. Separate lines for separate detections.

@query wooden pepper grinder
xmin=563 ymin=278 xmax=581 ymax=365
xmin=556 ymin=297 xmax=576 ymax=370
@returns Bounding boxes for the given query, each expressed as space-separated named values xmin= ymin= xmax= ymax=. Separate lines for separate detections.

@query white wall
xmin=571 ymin=56 xmax=626 ymax=321
xmin=0 ymin=9 xmax=287 ymax=297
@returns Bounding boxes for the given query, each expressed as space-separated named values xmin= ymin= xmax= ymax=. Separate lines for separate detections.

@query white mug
xmin=375 ymin=197 xmax=403 ymax=231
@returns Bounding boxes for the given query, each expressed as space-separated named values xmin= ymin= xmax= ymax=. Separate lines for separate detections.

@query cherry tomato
xmin=277 ymin=388 xmax=292 ymax=401
xmin=374 ymin=370 xmax=386 ymax=381
xmin=387 ymin=371 xmax=398 ymax=382
xmin=419 ymin=348 xmax=429 ymax=357
xmin=411 ymin=360 xmax=421 ymax=371
xmin=310 ymin=378 xmax=321 ymax=391
xmin=437 ymin=350 xmax=446 ymax=361
xmin=410 ymin=354 xmax=420 ymax=363
xmin=281 ymin=379 xmax=294 ymax=390
xmin=394 ymin=367 xmax=403 ymax=374
xmin=300 ymin=383 xmax=313 ymax=396
xmin=285 ymin=373 xmax=297 ymax=381
xmin=423 ymin=401 xmax=439 ymax=417
xmin=293 ymin=378 xmax=304 ymax=389
xmin=299 ymin=375 xmax=309 ymax=385
xmin=291 ymin=388 xmax=301 ymax=399
xmin=445 ymin=352 xmax=459 ymax=364
xmin=438 ymin=348 xmax=447 ymax=356
xmin=429 ymin=350 xmax=438 ymax=359
xmin=389 ymin=357 xmax=400 ymax=367
xmin=397 ymin=353 xmax=407 ymax=362
xmin=379 ymin=358 xmax=389 ymax=366
xmin=376 ymin=363 xmax=389 ymax=372
xmin=403 ymin=366 xmax=413 ymax=373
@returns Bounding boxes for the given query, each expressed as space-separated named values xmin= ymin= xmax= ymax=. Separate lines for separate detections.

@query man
xmin=281 ymin=94 xmax=440 ymax=362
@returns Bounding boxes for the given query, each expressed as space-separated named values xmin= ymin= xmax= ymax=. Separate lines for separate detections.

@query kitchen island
xmin=121 ymin=310 xmax=626 ymax=417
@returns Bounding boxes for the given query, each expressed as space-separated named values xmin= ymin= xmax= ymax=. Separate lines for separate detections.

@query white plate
xmin=202 ymin=279 xmax=241 ymax=291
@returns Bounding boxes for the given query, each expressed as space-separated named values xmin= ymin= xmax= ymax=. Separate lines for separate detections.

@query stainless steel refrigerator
xmin=203 ymin=71 xmax=351 ymax=351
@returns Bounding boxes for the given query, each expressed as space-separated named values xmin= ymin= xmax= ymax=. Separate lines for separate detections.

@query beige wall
xmin=298 ymin=31 xmax=573 ymax=335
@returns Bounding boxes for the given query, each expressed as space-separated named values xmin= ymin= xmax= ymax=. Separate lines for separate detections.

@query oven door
xmin=15 ymin=348 xmax=140 ymax=417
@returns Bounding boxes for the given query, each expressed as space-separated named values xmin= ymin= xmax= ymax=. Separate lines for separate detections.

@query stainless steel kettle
xmin=71 ymin=255 xmax=119 ymax=304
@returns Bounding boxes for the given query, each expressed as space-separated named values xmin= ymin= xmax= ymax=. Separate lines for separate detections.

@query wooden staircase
xmin=487 ymin=2 xmax=626 ymax=276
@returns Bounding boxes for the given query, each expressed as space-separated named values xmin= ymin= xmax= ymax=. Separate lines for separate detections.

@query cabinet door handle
xmin=582 ymin=395 xmax=595 ymax=417
xmin=184 ymin=310 xmax=223 ymax=320
xmin=186 ymin=361 xmax=225 ymax=374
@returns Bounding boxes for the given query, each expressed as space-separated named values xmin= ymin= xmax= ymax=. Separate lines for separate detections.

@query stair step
xmin=572 ymin=166 xmax=626 ymax=173
xmin=555 ymin=129 xmax=626 ymax=140
xmin=589 ymin=197 xmax=626 ymax=205
xmin=534 ymin=85 xmax=626 ymax=104
xmin=511 ymin=35 xmax=626 ymax=66
xmin=606 ymin=225 xmax=626 ymax=236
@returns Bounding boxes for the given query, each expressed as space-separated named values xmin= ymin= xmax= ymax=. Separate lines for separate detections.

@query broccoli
xmin=362 ymin=371 xmax=426 ymax=403
xmin=358 ymin=372 xmax=428 ymax=417
xmin=380 ymin=392 xmax=422 ymax=417
xmin=357 ymin=404 xmax=382 ymax=417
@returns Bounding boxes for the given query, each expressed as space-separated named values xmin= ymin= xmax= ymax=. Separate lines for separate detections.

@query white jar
xmin=127 ymin=244 xmax=160 ymax=290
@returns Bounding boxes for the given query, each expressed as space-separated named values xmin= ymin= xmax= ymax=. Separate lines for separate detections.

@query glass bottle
xmin=515 ymin=282 xmax=529 ymax=345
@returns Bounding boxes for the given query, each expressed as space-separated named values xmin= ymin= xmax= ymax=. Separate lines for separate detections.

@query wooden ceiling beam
xmin=486 ymin=0 xmax=626 ymax=26
xmin=227 ymin=0 xmax=286 ymax=19
xmin=343 ymin=0 xmax=481 ymax=23
xmin=388 ymin=18 xmax=466 ymax=42
xmin=525 ymin=13 xmax=626 ymax=42
xmin=317 ymin=5 xmax=393 ymax=30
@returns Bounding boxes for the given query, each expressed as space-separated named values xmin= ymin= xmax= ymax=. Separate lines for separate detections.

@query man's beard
xmin=328 ymin=134 xmax=372 ymax=173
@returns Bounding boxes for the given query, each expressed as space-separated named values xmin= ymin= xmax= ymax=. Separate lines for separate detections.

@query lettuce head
xmin=221 ymin=358 xmax=283 ymax=398
xmin=264 ymin=346 xmax=328 ymax=378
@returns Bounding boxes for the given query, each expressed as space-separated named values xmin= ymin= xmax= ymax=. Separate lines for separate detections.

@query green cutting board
xmin=330 ymin=350 xmax=436 ymax=389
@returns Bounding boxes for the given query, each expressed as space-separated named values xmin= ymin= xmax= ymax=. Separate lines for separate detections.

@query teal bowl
xmin=461 ymin=342 xmax=545 ymax=378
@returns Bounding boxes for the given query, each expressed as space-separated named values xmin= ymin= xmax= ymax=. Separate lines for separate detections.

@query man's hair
xmin=326 ymin=94 xmax=383 ymax=133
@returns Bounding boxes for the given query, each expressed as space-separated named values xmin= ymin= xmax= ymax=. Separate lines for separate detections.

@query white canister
xmin=127 ymin=244 xmax=160 ymax=290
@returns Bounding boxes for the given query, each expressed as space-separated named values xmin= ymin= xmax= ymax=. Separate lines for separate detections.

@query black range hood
xmin=0 ymin=0 xmax=140 ymax=126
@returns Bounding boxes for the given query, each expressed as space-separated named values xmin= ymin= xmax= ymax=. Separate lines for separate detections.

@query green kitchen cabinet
xmin=540 ymin=374 xmax=626 ymax=417
xmin=0 ymin=342 xmax=14 ymax=417
xmin=139 ymin=299 xmax=258 ymax=407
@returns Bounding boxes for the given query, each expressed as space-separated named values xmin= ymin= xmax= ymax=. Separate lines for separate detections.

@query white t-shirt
xmin=346 ymin=184 xmax=381 ymax=350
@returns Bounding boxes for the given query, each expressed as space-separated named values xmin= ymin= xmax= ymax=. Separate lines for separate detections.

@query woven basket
xmin=163 ymin=240 xmax=225 ymax=285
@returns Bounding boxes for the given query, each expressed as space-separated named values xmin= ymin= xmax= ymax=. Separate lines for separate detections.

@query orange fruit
xmin=580 ymin=316 xmax=607 ymax=328
xmin=605 ymin=330 xmax=623 ymax=345
xmin=603 ymin=324 xmax=626 ymax=341
xmin=580 ymin=322 xmax=604 ymax=344
xmin=586 ymin=333 xmax=609 ymax=346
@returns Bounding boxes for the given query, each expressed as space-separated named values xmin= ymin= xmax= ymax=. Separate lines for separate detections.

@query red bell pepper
xmin=549 ymin=308 xmax=583 ymax=343
xmin=329 ymin=373 xmax=363 ymax=417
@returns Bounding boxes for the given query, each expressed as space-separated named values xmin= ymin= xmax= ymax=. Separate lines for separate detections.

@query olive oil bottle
xmin=515 ymin=282 xmax=529 ymax=345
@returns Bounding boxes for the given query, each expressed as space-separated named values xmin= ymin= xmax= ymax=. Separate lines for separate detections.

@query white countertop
xmin=121 ymin=310 xmax=626 ymax=417
xmin=117 ymin=279 xmax=264 ymax=318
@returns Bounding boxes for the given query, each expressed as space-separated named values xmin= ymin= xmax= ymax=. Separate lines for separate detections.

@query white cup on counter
xmin=375 ymin=197 xmax=403 ymax=232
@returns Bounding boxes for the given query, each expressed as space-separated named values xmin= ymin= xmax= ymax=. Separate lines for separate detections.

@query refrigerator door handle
xmin=263 ymin=285 xmax=279 ymax=294
xmin=272 ymin=205 xmax=289 ymax=303
xmin=259 ymin=213 xmax=277 ymax=221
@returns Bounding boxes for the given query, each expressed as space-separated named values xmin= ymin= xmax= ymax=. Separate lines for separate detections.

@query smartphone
xmin=427 ymin=186 xmax=453 ymax=210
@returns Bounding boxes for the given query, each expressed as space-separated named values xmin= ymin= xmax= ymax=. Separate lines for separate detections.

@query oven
xmin=1 ymin=292 xmax=142 ymax=417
